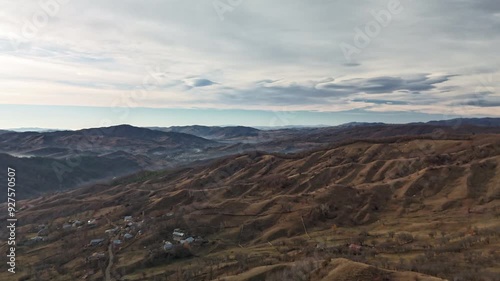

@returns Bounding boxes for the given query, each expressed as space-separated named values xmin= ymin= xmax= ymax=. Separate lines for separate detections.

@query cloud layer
xmin=0 ymin=0 xmax=499 ymax=117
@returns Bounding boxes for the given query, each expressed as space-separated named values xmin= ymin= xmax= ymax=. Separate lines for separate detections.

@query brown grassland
xmin=1 ymin=134 xmax=499 ymax=281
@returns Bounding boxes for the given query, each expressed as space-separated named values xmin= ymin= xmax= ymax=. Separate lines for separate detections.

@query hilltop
xmin=152 ymin=125 xmax=260 ymax=141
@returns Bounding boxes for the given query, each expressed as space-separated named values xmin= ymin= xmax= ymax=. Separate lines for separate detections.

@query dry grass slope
xmin=1 ymin=134 xmax=499 ymax=281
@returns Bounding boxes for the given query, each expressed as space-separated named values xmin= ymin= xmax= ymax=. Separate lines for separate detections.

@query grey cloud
xmin=1 ymin=0 xmax=498 ymax=115
xmin=191 ymin=79 xmax=216 ymax=87
xmin=351 ymin=99 xmax=409 ymax=105
xmin=256 ymin=79 xmax=281 ymax=85
xmin=470 ymin=0 xmax=500 ymax=12
xmin=471 ymin=100 xmax=500 ymax=107
xmin=317 ymin=74 xmax=455 ymax=95
xmin=343 ymin=62 xmax=361 ymax=67
xmin=458 ymin=99 xmax=500 ymax=107
xmin=451 ymin=91 xmax=500 ymax=107
xmin=218 ymin=74 xmax=455 ymax=107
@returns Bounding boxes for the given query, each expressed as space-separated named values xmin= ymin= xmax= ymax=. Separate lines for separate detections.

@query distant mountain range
xmin=5 ymin=127 xmax=60 ymax=132
xmin=4 ymin=117 xmax=498 ymax=135
xmin=0 ymin=118 xmax=499 ymax=202
xmin=425 ymin=117 xmax=500 ymax=127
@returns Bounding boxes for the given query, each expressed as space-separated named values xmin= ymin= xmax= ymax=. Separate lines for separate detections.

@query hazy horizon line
xmin=3 ymin=116 xmax=499 ymax=132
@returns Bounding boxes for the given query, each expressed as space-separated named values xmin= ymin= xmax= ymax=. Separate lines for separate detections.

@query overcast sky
xmin=0 ymin=0 xmax=499 ymax=128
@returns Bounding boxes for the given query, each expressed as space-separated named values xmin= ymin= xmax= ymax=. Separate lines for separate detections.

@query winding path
xmin=105 ymin=215 xmax=117 ymax=281
xmin=105 ymin=241 xmax=114 ymax=281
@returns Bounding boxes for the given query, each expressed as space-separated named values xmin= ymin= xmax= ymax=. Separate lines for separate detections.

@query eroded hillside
xmin=1 ymin=135 xmax=499 ymax=280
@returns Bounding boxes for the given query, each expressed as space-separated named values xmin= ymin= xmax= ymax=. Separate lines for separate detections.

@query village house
xmin=124 ymin=216 xmax=133 ymax=222
xmin=195 ymin=236 xmax=208 ymax=245
xmin=173 ymin=229 xmax=185 ymax=242
xmin=125 ymin=222 xmax=137 ymax=231
xmin=30 ymin=236 xmax=44 ymax=243
xmin=180 ymin=237 xmax=195 ymax=245
xmin=124 ymin=233 xmax=134 ymax=240
xmin=89 ymin=239 xmax=105 ymax=247
xmin=24 ymin=236 xmax=44 ymax=246
xmin=105 ymin=227 xmax=119 ymax=235
xmin=163 ymin=241 xmax=173 ymax=251
xmin=72 ymin=220 xmax=83 ymax=228
xmin=62 ymin=223 xmax=72 ymax=230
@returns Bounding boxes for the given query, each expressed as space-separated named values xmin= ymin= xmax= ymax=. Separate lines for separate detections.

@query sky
xmin=0 ymin=0 xmax=499 ymax=129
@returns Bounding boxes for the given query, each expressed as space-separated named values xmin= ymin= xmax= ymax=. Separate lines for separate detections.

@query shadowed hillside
xmin=0 ymin=153 xmax=142 ymax=201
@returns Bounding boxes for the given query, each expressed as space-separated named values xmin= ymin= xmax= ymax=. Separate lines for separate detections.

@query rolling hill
xmin=1 ymin=120 xmax=500 ymax=203
xmin=152 ymin=125 xmax=261 ymax=141
xmin=0 ymin=124 xmax=217 ymax=156
xmin=3 ymin=133 xmax=499 ymax=280
xmin=0 ymin=125 xmax=223 ymax=202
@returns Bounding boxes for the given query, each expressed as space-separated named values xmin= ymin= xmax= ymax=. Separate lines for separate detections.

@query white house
xmin=180 ymin=237 xmax=195 ymax=245
xmin=30 ymin=236 xmax=44 ymax=242
xmin=173 ymin=229 xmax=185 ymax=241
xmin=105 ymin=228 xmax=119 ymax=235
xmin=90 ymin=239 xmax=105 ymax=246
